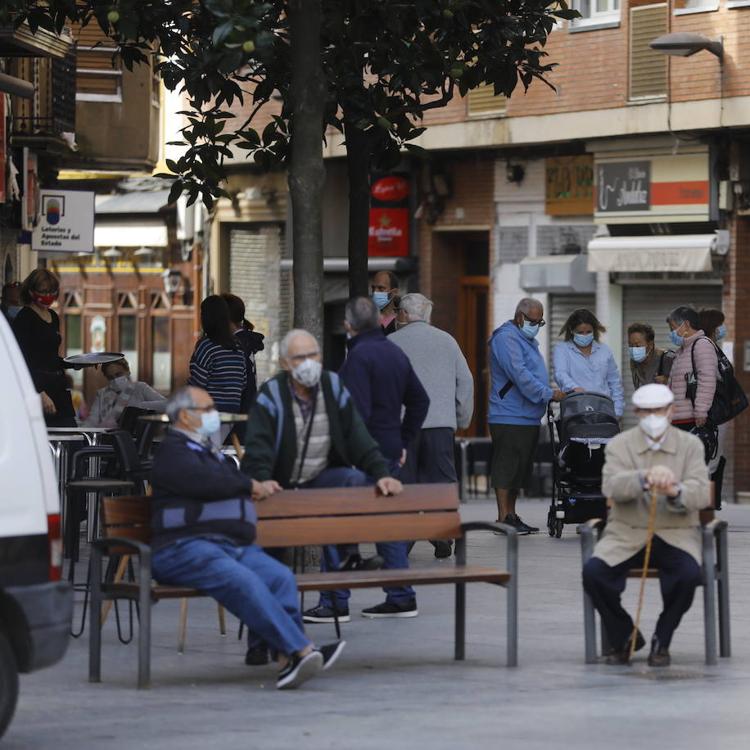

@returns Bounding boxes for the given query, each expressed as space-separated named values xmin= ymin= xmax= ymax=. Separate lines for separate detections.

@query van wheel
xmin=0 ymin=630 xmax=19 ymax=739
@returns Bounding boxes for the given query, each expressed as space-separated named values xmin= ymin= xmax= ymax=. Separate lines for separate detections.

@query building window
xmin=629 ymin=4 xmax=667 ymax=101
xmin=467 ymin=84 xmax=507 ymax=117
xmin=570 ymin=0 xmax=620 ymax=29
xmin=151 ymin=317 xmax=171 ymax=392
xmin=119 ymin=315 xmax=138 ymax=379
xmin=674 ymin=0 xmax=719 ymax=14
xmin=74 ymin=24 xmax=122 ymax=102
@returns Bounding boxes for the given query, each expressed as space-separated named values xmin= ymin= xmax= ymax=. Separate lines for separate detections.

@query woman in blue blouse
xmin=552 ymin=308 xmax=625 ymax=417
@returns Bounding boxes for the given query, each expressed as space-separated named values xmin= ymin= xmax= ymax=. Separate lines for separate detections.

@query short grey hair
xmin=399 ymin=293 xmax=433 ymax=323
xmin=165 ymin=386 xmax=196 ymax=423
xmin=515 ymin=297 xmax=543 ymax=316
xmin=345 ymin=296 xmax=379 ymax=333
xmin=280 ymin=328 xmax=320 ymax=359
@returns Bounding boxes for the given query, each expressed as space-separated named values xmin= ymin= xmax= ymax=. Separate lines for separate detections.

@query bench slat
xmin=256 ymin=483 xmax=458 ymax=519
xmin=256 ymin=512 xmax=462 ymax=547
xmin=296 ymin=566 xmax=510 ymax=591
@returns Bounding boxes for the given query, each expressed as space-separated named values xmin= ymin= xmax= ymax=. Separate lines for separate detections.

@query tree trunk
xmin=344 ymin=118 xmax=371 ymax=298
xmin=288 ymin=0 xmax=326 ymax=344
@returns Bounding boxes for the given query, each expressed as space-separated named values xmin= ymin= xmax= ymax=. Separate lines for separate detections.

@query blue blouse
xmin=552 ymin=340 xmax=625 ymax=416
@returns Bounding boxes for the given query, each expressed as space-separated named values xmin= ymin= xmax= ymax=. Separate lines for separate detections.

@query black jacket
xmin=150 ymin=429 xmax=256 ymax=550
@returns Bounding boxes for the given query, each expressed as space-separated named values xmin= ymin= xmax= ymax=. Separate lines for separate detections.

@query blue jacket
xmin=489 ymin=320 xmax=553 ymax=425
xmin=340 ymin=327 xmax=429 ymax=462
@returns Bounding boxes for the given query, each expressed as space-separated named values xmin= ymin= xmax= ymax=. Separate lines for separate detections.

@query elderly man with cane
xmin=582 ymin=384 xmax=710 ymax=667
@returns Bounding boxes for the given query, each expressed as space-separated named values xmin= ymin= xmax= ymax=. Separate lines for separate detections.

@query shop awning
xmin=519 ymin=253 xmax=596 ymax=294
xmin=95 ymin=220 xmax=168 ymax=248
xmin=587 ymin=234 xmax=726 ymax=273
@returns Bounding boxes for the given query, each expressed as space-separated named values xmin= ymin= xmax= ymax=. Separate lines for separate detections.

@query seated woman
xmin=553 ymin=308 xmax=625 ymax=417
xmin=86 ymin=358 xmax=166 ymax=428
xmin=627 ymin=322 xmax=674 ymax=389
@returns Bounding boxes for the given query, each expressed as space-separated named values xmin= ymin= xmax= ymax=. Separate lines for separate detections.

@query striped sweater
xmin=188 ymin=337 xmax=247 ymax=413
xmin=668 ymin=330 xmax=718 ymax=422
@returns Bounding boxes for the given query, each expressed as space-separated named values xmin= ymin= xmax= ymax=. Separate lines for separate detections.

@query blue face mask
xmin=573 ymin=332 xmax=594 ymax=348
xmin=196 ymin=409 xmax=221 ymax=437
xmin=520 ymin=321 xmax=539 ymax=339
xmin=372 ymin=291 xmax=390 ymax=310
xmin=629 ymin=346 xmax=647 ymax=363
xmin=670 ymin=329 xmax=684 ymax=347
xmin=6 ymin=305 xmax=22 ymax=320
xmin=716 ymin=324 xmax=727 ymax=342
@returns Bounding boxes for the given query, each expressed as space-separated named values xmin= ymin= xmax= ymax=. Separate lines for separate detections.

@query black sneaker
xmin=339 ymin=554 xmax=384 ymax=571
xmin=514 ymin=514 xmax=539 ymax=534
xmin=501 ymin=514 xmax=538 ymax=534
xmin=303 ymin=605 xmax=351 ymax=624
xmin=432 ymin=540 xmax=453 ymax=559
xmin=244 ymin=644 xmax=269 ymax=666
xmin=317 ymin=640 xmax=346 ymax=671
xmin=276 ymin=650 xmax=323 ymax=689
xmin=361 ymin=600 xmax=418 ymax=619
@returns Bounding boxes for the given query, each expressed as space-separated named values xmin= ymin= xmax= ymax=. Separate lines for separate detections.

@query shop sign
xmin=368 ymin=174 xmax=409 ymax=257
xmin=31 ymin=189 xmax=95 ymax=253
xmin=545 ymin=155 xmax=594 ymax=216
xmin=596 ymin=162 xmax=650 ymax=213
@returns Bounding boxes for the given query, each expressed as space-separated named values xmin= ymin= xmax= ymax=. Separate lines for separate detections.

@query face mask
xmin=196 ymin=409 xmax=221 ymax=437
xmin=630 ymin=346 xmax=647 ymax=363
xmin=573 ymin=332 xmax=594 ymax=348
xmin=639 ymin=413 xmax=670 ymax=441
xmin=291 ymin=358 xmax=323 ymax=388
xmin=111 ymin=375 xmax=131 ymax=391
xmin=716 ymin=324 xmax=727 ymax=342
xmin=520 ymin=321 xmax=539 ymax=339
xmin=32 ymin=292 xmax=57 ymax=308
xmin=6 ymin=305 xmax=22 ymax=320
xmin=372 ymin=291 xmax=390 ymax=310
xmin=670 ymin=329 xmax=684 ymax=347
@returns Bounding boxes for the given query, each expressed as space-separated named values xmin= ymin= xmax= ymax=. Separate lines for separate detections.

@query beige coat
xmin=594 ymin=425 xmax=710 ymax=566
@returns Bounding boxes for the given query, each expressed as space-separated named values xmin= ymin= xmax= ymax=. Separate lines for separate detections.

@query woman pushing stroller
xmin=552 ymin=309 xmax=625 ymax=417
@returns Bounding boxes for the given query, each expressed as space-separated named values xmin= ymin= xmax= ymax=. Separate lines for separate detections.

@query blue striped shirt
xmin=188 ymin=337 xmax=247 ymax=413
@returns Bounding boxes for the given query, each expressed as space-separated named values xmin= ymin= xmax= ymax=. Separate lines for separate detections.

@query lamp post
xmin=650 ymin=33 xmax=723 ymax=61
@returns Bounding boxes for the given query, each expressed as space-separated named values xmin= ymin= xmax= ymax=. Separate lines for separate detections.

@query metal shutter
xmin=629 ymin=4 xmax=667 ymax=100
xmin=467 ymin=84 xmax=507 ymax=116
xmin=549 ymin=293 xmax=597 ymax=368
xmin=620 ymin=284 xmax=722 ymax=427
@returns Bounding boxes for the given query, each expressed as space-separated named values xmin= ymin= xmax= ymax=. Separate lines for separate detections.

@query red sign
xmin=371 ymin=175 xmax=409 ymax=203
xmin=368 ymin=207 xmax=409 ymax=257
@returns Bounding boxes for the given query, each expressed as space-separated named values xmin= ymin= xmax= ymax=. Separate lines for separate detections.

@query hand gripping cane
xmin=629 ymin=486 xmax=659 ymax=661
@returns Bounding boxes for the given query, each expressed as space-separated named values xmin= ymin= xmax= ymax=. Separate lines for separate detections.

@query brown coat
xmin=594 ymin=425 xmax=710 ymax=566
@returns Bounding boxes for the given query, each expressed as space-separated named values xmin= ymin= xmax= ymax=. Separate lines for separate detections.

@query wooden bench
xmin=89 ymin=483 xmax=518 ymax=688
xmin=580 ymin=517 xmax=731 ymax=665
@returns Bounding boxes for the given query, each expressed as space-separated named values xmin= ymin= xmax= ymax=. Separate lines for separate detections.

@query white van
xmin=0 ymin=313 xmax=72 ymax=738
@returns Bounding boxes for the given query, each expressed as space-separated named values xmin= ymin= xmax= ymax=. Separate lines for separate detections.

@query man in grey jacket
xmin=390 ymin=293 xmax=474 ymax=557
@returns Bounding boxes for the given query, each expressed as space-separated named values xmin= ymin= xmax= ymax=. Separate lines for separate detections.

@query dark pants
xmin=582 ymin=536 xmax=702 ymax=650
xmin=400 ymin=427 xmax=457 ymax=484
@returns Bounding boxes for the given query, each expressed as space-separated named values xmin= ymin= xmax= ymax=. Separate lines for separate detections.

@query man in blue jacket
xmin=339 ymin=296 xmax=430 ymax=618
xmin=489 ymin=298 xmax=565 ymax=533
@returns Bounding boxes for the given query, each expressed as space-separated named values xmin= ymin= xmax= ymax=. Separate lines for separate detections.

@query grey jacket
xmin=389 ymin=321 xmax=474 ymax=430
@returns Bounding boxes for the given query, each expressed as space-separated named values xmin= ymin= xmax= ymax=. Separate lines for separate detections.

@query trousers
xmin=582 ymin=535 xmax=702 ymax=650
xmin=152 ymin=537 xmax=310 ymax=657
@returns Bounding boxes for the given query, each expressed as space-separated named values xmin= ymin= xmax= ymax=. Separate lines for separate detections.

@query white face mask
xmin=291 ymin=358 xmax=322 ymax=388
xmin=639 ymin=413 xmax=670 ymax=441
xmin=111 ymin=374 xmax=131 ymax=391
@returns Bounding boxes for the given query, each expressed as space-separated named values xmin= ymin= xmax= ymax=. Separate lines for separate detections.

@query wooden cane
xmin=629 ymin=486 xmax=660 ymax=660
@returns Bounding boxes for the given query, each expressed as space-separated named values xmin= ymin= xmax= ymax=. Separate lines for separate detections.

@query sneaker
xmin=432 ymin=540 xmax=453 ymax=559
xmin=500 ymin=514 xmax=538 ymax=535
xmin=317 ymin=640 xmax=346 ymax=671
xmin=276 ymin=650 xmax=323 ymax=689
xmin=361 ymin=600 xmax=418 ymax=619
xmin=339 ymin=553 xmax=384 ymax=571
xmin=244 ymin=644 xmax=270 ymax=666
xmin=515 ymin=515 xmax=539 ymax=534
xmin=303 ymin=605 xmax=351 ymax=624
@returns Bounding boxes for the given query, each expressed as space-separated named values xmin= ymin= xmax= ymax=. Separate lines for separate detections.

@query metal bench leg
xmin=178 ymin=599 xmax=188 ymax=654
xmin=89 ymin=546 xmax=103 ymax=683
xmin=218 ymin=605 xmax=227 ymax=636
xmin=454 ymin=582 xmax=466 ymax=661
xmin=702 ymin=531 xmax=718 ymax=666
xmin=506 ymin=532 xmax=518 ymax=667
xmin=717 ymin=526 xmax=731 ymax=658
xmin=138 ymin=563 xmax=152 ymax=688
xmin=583 ymin=591 xmax=598 ymax=664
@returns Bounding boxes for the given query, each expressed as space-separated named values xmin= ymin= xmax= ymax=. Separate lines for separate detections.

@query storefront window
xmin=119 ymin=316 xmax=138 ymax=379
xmin=65 ymin=314 xmax=83 ymax=387
xmin=151 ymin=317 xmax=171 ymax=392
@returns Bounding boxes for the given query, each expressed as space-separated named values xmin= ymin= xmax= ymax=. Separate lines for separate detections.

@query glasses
xmin=523 ymin=312 xmax=546 ymax=327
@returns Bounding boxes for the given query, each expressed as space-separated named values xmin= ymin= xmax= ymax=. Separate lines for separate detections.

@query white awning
xmin=94 ymin=221 xmax=169 ymax=248
xmin=587 ymin=234 xmax=725 ymax=273
xmin=519 ymin=253 xmax=596 ymax=293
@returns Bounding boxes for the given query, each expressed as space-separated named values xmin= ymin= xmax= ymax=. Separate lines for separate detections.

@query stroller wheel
xmin=554 ymin=519 xmax=564 ymax=539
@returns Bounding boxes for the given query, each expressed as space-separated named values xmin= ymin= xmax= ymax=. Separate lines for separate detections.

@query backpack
xmin=687 ymin=337 xmax=748 ymax=425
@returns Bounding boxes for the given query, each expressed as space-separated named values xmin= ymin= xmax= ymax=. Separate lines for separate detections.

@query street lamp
xmin=650 ymin=33 xmax=723 ymax=61
xmin=162 ymin=268 xmax=182 ymax=295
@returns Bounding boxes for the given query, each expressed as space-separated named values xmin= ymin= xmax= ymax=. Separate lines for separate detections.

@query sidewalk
xmin=6 ymin=498 xmax=750 ymax=750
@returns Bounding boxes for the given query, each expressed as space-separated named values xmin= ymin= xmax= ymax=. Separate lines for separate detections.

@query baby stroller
xmin=546 ymin=392 xmax=620 ymax=538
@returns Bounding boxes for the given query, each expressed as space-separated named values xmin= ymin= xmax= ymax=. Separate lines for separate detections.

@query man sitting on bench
xmin=582 ymin=384 xmax=710 ymax=667
xmin=150 ymin=385 xmax=344 ymax=690
xmin=242 ymin=328 xmax=404 ymax=627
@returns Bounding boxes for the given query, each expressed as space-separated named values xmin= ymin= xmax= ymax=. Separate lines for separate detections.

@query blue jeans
xmin=152 ymin=537 xmax=310 ymax=657
xmin=303 ymin=466 xmax=415 ymax=609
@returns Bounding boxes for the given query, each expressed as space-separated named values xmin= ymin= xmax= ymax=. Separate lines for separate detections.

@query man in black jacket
xmin=150 ymin=385 xmax=344 ymax=689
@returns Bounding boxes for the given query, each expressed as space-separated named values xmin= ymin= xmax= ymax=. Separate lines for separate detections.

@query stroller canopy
xmin=558 ymin=392 xmax=619 ymax=442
